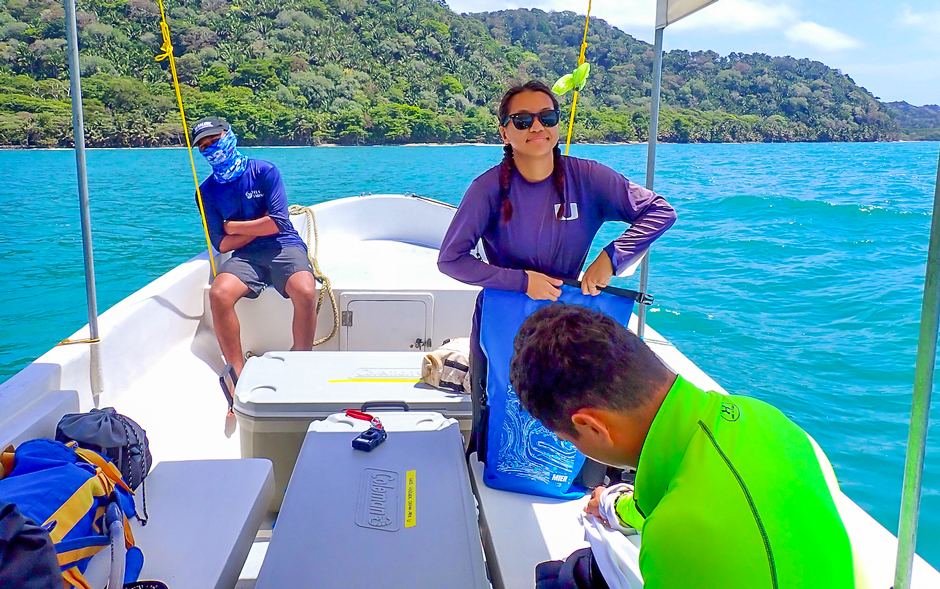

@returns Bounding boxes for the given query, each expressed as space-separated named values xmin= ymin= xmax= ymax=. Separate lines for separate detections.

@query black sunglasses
xmin=502 ymin=109 xmax=561 ymax=130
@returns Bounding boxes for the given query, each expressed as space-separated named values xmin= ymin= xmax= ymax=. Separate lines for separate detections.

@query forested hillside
xmin=884 ymin=102 xmax=940 ymax=141
xmin=0 ymin=0 xmax=904 ymax=146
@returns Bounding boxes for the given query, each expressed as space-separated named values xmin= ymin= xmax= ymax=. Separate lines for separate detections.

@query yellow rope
xmin=288 ymin=205 xmax=339 ymax=346
xmin=564 ymin=0 xmax=592 ymax=156
xmin=154 ymin=0 xmax=216 ymax=277
xmin=57 ymin=337 xmax=100 ymax=346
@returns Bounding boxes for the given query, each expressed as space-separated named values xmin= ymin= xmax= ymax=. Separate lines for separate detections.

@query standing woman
xmin=438 ymin=80 xmax=677 ymax=445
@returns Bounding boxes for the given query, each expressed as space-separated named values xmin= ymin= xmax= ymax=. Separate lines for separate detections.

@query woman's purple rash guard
xmin=437 ymin=155 xmax=677 ymax=292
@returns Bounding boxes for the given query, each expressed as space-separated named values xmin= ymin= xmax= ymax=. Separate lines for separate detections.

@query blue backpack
xmin=0 ymin=438 xmax=144 ymax=588
xmin=479 ymin=284 xmax=638 ymax=498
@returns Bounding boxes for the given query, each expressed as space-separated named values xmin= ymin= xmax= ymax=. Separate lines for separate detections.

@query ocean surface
xmin=1 ymin=142 xmax=939 ymax=568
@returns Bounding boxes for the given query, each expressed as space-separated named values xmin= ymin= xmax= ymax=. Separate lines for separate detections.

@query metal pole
xmin=64 ymin=0 xmax=103 ymax=395
xmin=637 ymin=26 xmax=665 ymax=339
xmin=894 ymin=147 xmax=940 ymax=589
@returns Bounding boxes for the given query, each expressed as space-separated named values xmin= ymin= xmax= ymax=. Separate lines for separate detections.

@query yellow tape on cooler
xmin=327 ymin=378 xmax=421 ymax=383
xmin=405 ymin=470 xmax=416 ymax=528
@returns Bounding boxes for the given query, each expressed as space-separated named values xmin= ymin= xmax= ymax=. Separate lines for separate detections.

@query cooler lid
xmin=233 ymin=351 xmax=471 ymax=418
xmin=255 ymin=413 xmax=488 ymax=589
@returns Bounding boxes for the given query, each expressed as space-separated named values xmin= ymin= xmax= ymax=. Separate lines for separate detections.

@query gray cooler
xmin=254 ymin=412 xmax=489 ymax=589
xmin=232 ymin=351 xmax=472 ymax=509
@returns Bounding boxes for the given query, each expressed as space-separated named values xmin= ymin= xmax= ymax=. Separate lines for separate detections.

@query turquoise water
xmin=1 ymin=143 xmax=939 ymax=568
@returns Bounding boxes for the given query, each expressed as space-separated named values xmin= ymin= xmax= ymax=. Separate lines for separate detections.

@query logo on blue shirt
xmin=245 ymin=190 xmax=263 ymax=200
xmin=554 ymin=202 xmax=579 ymax=221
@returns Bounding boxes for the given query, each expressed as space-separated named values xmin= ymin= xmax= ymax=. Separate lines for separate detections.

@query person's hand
xmin=223 ymin=220 xmax=235 ymax=235
xmin=525 ymin=271 xmax=562 ymax=301
xmin=585 ymin=486 xmax=608 ymax=524
xmin=582 ymin=251 xmax=613 ymax=296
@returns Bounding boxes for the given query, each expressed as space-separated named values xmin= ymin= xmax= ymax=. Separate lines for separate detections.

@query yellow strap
xmin=74 ymin=447 xmax=133 ymax=494
xmin=62 ymin=566 xmax=95 ymax=589
xmin=123 ymin=511 xmax=136 ymax=548
xmin=72 ymin=447 xmax=137 ymax=547
xmin=43 ymin=470 xmax=114 ymax=543
xmin=155 ymin=0 xmax=216 ymax=277
xmin=57 ymin=544 xmax=108 ymax=568
xmin=0 ymin=445 xmax=14 ymax=480
xmin=92 ymin=504 xmax=106 ymax=534
xmin=563 ymin=0 xmax=592 ymax=155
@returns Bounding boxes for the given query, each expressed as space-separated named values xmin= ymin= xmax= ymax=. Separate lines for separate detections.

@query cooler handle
xmin=360 ymin=401 xmax=410 ymax=412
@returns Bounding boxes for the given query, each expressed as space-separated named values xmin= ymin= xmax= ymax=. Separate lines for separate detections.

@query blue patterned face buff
xmin=200 ymin=129 xmax=248 ymax=183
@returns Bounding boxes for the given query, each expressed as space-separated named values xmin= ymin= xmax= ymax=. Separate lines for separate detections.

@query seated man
xmin=193 ymin=117 xmax=318 ymax=377
xmin=509 ymin=304 xmax=855 ymax=589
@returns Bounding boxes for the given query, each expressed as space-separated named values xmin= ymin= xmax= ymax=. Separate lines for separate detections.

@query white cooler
xmin=254 ymin=412 xmax=489 ymax=589
xmin=233 ymin=351 xmax=473 ymax=509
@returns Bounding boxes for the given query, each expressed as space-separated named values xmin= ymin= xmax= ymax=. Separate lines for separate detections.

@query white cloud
xmin=671 ymin=0 xmax=798 ymax=33
xmin=838 ymin=58 xmax=940 ymax=105
xmin=898 ymin=5 xmax=940 ymax=33
xmin=784 ymin=21 xmax=863 ymax=52
xmin=447 ymin=0 xmax=800 ymax=32
xmin=446 ymin=1 xmax=863 ymax=54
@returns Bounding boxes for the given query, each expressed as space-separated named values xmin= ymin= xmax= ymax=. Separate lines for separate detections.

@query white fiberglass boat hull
xmin=0 ymin=195 xmax=936 ymax=588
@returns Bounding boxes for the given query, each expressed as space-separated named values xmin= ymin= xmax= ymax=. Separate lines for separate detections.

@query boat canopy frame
xmin=57 ymin=0 xmax=937 ymax=585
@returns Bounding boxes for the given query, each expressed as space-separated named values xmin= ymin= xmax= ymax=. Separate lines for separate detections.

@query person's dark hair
xmin=509 ymin=304 xmax=672 ymax=437
xmin=497 ymin=80 xmax=566 ymax=222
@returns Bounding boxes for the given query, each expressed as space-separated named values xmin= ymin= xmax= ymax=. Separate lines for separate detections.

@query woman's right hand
xmin=525 ymin=271 xmax=563 ymax=301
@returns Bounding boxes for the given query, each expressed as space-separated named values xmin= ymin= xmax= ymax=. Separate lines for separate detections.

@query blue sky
xmin=446 ymin=0 xmax=940 ymax=106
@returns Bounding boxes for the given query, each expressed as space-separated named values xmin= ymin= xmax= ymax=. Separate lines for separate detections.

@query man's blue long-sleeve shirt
xmin=196 ymin=159 xmax=306 ymax=254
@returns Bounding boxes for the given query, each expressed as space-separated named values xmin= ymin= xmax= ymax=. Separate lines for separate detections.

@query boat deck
xmin=2 ymin=195 xmax=938 ymax=588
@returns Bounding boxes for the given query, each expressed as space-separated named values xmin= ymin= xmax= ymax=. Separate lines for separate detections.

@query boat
xmin=2 ymin=193 xmax=939 ymax=588
xmin=3 ymin=0 xmax=938 ymax=586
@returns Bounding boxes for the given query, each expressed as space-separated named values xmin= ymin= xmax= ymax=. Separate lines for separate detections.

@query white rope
xmin=289 ymin=205 xmax=339 ymax=346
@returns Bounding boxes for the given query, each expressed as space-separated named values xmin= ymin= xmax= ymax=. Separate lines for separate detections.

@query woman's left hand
xmin=582 ymin=251 xmax=614 ymax=296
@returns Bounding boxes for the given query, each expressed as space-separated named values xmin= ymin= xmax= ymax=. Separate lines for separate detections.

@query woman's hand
xmin=525 ymin=270 xmax=562 ymax=301
xmin=582 ymin=251 xmax=614 ymax=296
xmin=585 ymin=486 xmax=608 ymax=523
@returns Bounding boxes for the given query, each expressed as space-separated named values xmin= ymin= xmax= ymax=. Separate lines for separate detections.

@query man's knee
xmin=210 ymin=276 xmax=247 ymax=309
xmin=288 ymin=272 xmax=317 ymax=303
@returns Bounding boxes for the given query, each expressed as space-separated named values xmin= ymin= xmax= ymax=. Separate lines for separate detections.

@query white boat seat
xmin=469 ymin=453 xmax=594 ymax=589
xmin=84 ymin=459 xmax=274 ymax=589
xmin=0 ymin=385 xmax=275 ymax=589
xmin=129 ymin=459 xmax=274 ymax=589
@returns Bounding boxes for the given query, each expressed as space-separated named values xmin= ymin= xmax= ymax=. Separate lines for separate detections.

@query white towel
xmin=580 ymin=483 xmax=644 ymax=589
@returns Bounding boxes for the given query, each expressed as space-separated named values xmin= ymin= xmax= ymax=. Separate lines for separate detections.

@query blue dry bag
xmin=480 ymin=284 xmax=636 ymax=498
xmin=0 ymin=439 xmax=144 ymax=588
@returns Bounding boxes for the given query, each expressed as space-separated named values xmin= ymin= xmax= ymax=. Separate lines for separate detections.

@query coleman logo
xmin=368 ymin=473 xmax=393 ymax=527
xmin=354 ymin=368 xmax=420 ymax=379
xmin=356 ymin=468 xmax=400 ymax=532
xmin=554 ymin=202 xmax=579 ymax=221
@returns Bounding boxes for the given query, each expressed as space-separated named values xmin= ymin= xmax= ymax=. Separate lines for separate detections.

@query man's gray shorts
xmin=219 ymin=246 xmax=314 ymax=299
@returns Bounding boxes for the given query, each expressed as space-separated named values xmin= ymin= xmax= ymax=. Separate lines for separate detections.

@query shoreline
xmin=2 ymin=139 xmax=937 ymax=151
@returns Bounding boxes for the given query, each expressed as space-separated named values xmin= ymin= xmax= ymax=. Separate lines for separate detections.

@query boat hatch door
xmin=340 ymin=292 xmax=434 ymax=352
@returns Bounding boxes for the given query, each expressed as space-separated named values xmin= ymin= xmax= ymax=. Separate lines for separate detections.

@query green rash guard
xmin=614 ymin=375 xmax=855 ymax=589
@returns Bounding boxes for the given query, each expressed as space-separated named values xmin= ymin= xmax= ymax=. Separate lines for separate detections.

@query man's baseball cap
xmin=192 ymin=117 xmax=230 ymax=143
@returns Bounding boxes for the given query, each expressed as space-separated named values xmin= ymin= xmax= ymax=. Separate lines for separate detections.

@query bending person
xmin=510 ymin=304 xmax=855 ymax=589
xmin=193 ymin=117 xmax=318 ymax=377
xmin=437 ymin=80 xmax=677 ymax=447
